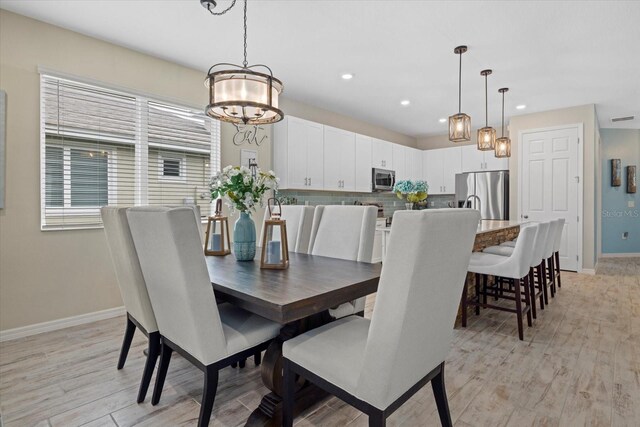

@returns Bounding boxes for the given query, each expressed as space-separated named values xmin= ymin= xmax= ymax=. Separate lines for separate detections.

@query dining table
xmin=206 ymin=251 xmax=382 ymax=426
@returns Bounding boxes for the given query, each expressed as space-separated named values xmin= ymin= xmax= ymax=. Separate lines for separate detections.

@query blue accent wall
xmin=600 ymin=129 xmax=640 ymax=254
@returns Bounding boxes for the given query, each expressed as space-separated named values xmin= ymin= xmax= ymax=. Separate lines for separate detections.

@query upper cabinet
xmin=422 ymin=147 xmax=461 ymax=194
xmin=461 ymin=145 xmax=508 ymax=172
xmin=404 ymin=147 xmax=423 ymax=181
xmin=355 ymin=134 xmax=373 ymax=192
xmin=392 ymin=144 xmax=406 ymax=181
xmin=273 ymin=116 xmax=324 ymax=190
xmin=324 ymin=126 xmax=356 ymax=191
xmin=372 ymin=138 xmax=393 ymax=169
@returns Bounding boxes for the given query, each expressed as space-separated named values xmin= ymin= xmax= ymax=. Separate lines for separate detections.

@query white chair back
xmin=553 ymin=218 xmax=565 ymax=253
xmin=259 ymin=205 xmax=315 ymax=254
xmin=530 ymin=222 xmax=550 ymax=267
xmin=308 ymin=205 xmax=377 ymax=262
xmin=101 ymin=206 xmax=158 ymax=333
xmin=355 ymin=209 xmax=480 ymax=409
xmin=543 ymin=220 xmax=560 ymax=259
xmin=127 ymin=206 xmax=228 ymax=366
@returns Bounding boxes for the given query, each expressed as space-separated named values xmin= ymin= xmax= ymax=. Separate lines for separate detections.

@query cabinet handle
xmin=304 ymin=177 xmax=308 ymax=186
xmin=309 ymin=177 xmax=311 ymax=186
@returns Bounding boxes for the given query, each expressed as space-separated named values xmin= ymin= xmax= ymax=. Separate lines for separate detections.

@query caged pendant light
xmin=449 ymin=45 xmax=471 ymax=143
xmin=202 ymin=0 xmax=284 ymax=125
xmin=477 ymin=69 xmax=496 ymax=151
xmin=495 ymin=88 xmax=511 ymax=158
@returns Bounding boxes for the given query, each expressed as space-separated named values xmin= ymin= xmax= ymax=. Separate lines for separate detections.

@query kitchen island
xmin=377 ymin=218 xmax=524 ymax=325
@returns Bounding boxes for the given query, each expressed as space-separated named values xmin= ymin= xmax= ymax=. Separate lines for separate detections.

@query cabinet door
xmin=461 ymin=145 xmax=484 ymax=172
xmin=287 ymin=118 xmax=309 ymax=189
xmin=355 ymin=134 xmax=372 ymax=192
xmin=442 ymin=147 xmax=462 ymax=194
xmin=413 ymin=150 xmax=423 ymax=181
xmin=372 ymin=138 xmax=392 ymax=169
xmin=404 ymin=147 xmax=415 ymax=180
xmin=484 ymin=152 xmax=509 ymax=171
xmin=306 ymin=122 xmax=324 ymax=189
xmin=323 ymin=126 xmax=345 ymax=191
xmin=339 ymin=131 xmax=356 ymax=191
xmin=423 ymin=150 xmax=443 ymax=194
xmin=392 ymin=144 xmax=406 ymax=181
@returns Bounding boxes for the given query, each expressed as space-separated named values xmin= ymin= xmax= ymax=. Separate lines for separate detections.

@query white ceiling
xmin=2 ymin=0 xmax=639 ymax=137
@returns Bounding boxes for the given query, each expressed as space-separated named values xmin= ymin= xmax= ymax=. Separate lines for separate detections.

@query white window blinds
xmin=40 ymin=74 xmax=220 ymax=230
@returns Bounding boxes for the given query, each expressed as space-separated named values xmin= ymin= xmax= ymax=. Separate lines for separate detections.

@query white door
xmin=287 ymin=118 xmax=309 ymax=189
xmin=306 ymin=122 xmax=324 ymax=190
xmin=393 ymin=144 xmax=406 ymax=181
xmin=323 ymin=126 xmax=344 ymax=191
xmin=442 ymin=147 xmax=462 ymax=194
xmin=521 ymin=126 xmax=580 ymax=271
xmin=355 ymin=135 xmax=372 ymax=192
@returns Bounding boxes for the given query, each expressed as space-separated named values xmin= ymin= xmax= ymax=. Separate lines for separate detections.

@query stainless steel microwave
xmin=372 ymin=168 xmax=395 ymax=192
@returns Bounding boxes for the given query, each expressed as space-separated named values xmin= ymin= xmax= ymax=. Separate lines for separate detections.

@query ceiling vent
xmin=611 ymin=115 xmax=635 ymax=123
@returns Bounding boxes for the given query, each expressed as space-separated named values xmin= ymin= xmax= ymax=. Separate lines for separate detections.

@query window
xmin=40 ymin=74 xmax=220 ymax=230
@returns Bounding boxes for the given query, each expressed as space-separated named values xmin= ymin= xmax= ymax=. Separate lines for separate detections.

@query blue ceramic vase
xmin=233 ymin=212 xmax=256 ymax=261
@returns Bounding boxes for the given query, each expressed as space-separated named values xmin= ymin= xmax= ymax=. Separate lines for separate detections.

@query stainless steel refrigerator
xmin=455 ymin=171 xmax=509 ymax=220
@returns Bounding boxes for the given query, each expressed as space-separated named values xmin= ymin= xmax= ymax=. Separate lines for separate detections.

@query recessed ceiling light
xmin=439 ymin=118 xmax=447 ymax=123
xmin=341 ymin=73 xmax=354 ymax=80
xmin=516 ymin=104 xmax=526 ymax=110
xmin=400 ymin=100 xmax=410 ymax=106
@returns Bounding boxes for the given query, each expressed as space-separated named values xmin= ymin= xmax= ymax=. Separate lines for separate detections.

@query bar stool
xmin=464 ymin=225 xmax=538 ymax=340
xmin=483 ymin=222 xmax=550 ymax=319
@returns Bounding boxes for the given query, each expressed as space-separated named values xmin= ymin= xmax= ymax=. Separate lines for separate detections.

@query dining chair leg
xmin=368 ymin=410 xmax=386 ymax=427
xmin=137 ymin=332 xmax=161 ymax=403
xmin=514 ymin=278 xmax=524 ymax=341
xmin=151 ymin=341 xmax=173 ymax=405
xmin=555 ymin=252 xmax=562 ymax=289
xmin=282 ymin=358 xmax=295 ymax=427
xmin=474 ymin=273 xmax=481 ymax=315
xmin=117 ymin=317 xmax=136 ymax=370
xmin=527 ymin=271 xmax=537 ymax=319
xmin=254 ymin=352 xmax=262 ymax=366
xmin=198 ymin=365 xmax=219 ymax=427
xmin=431 ymin=362 xmax=453 ymax=427
xmin=522 ymin=276 xmax=532 ymax=327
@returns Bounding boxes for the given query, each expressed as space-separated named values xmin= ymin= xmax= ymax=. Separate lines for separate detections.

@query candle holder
xmin=260 ymin=198 xmax=289 ymax=269
xmin=204 ymin=199 xmax=231 ymax=256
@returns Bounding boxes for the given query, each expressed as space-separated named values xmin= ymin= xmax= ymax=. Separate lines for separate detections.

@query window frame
xmin=157 ymin=152 xmax=187 ymax=183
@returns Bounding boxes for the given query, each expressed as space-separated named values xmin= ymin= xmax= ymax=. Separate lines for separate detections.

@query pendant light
xmin=477 ymin=69 xmax=496 ymax=151
xmin=202 ymin=0 xmax=284 ymax=125
xmin=449 ymin=45 xmax=471 ymax=143
xmin=495 ymin=88 xmax=511 ymax=158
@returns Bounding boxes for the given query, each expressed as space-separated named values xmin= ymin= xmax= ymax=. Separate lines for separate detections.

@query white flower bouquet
xmin=209 ymin=166 xmax=279 ymax=213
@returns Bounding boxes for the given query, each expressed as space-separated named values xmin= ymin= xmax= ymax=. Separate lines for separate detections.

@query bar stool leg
xmin=537 ymin=263 xmax=549 ymax=306
xmin=474 ymin=273 xmax=481 ymax=316
xmin=528 ymin=269 xmax=537 ymax=320
xmin=461 ymin=276 xmax=468 ymax=328
xmin=482 ymin=275 xmax=488 ymax=306
xmin=522 ymin=275 xmax=532 ymax=327
xmin=514 ymin=276 xmax=524 ymax=341
xmin=547 ymin=257 xmax=555 ymax=298
xmin=555 ymin=251 xmax=562 ymax=289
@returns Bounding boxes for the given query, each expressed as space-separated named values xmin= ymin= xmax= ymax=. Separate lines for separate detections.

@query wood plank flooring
xmin=1 ymin=258 xmax=638 ymax=427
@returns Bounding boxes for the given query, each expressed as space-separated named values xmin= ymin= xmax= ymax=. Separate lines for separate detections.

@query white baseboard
xmin=600 ymin=253 xmax=640 ymax=258
xmin=581 ymin=268 xmax=596 ymax=275
xmin=0 ymin=306 xmax=125 ymax=342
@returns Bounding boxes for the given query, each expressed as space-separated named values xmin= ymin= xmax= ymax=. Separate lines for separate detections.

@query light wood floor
xmin=1 ymin=259 xmax=639 ymax=427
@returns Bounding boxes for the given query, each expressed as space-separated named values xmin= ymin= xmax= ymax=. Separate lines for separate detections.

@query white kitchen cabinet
xmin=273 ymin=116 xmax=324 ymax=190
xmin=392 ymin=144 xmax=406 ymax=181
xmin=324 ymin=126 xmax=356 ymax=191
xmin=355 ymin=134 xmax=373 ymax=192
xmin=404 ymin=147 xmax=423 ymax=181
xmin=422 ymin=147 xmax=461 ymax=194
xmin=372 ymin=218 xmax=386 ymax=263
xmin=461 ymin=145 xmax=508 ymax=172
xmin=372 ymin=138 xmax=393 ymax=169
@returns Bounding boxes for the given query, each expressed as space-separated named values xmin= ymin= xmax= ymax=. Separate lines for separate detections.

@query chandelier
xmin=449 ymin=45 xmax=471 ymax=143
xmin=202 ymin=0 xmax=284 ymax=125
xmin=495 ymin=88 xmax=511 ymax=158
xmin=477 ymin=69 xmax=496 ymax=151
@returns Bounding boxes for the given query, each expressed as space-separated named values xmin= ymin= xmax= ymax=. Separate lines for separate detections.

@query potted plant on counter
xmin=210 ymin=166 xmax=279 ymax=261
xmin=393 ymin=180 xmax=429 ymax=210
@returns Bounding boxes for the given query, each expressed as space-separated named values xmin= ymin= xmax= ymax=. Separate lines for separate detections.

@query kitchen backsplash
xmin=276 ymin=190 xmax=455 ymax=218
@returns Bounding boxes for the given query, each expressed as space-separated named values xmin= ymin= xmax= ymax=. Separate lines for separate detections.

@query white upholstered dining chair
xmin=308 ymin=205 xmax=378 ymax=319
xmin=258 ymin=205 xmax=315 ymax=254
xmin=126 ymin=206 xmax=280 ymax=427
xmin=283 ymin=209 xmax=481 ymax=427
xmin=101 ymin=206 xmax=160 ymax=404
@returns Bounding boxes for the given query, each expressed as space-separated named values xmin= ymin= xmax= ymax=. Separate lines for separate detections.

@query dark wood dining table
xmin=206 ymin=251 xmax=382 ymax=426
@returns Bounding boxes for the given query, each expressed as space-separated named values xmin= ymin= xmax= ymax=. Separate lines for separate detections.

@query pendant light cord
xmin=484 ymin=74 xmax=488 ymax=127
xmin=243 ymin=0 xmax=248 ymax=68
xmin=458 ymin=51 xmax=462 ymax=114
xmin=501 ymin=91 xmax=505 ymax=137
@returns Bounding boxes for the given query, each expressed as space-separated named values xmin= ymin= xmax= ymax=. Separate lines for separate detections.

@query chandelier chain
xmin=243 ymin=0 xmax=248 ymax=68
xmin=203 ymin=0 xmax=236 ymax=16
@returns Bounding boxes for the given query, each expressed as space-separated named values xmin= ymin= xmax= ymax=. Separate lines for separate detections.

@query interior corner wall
xmin=600 ymin=129 xmax=640 ymax=254
xmin=508 ymin=104 xmax=598 ymax=270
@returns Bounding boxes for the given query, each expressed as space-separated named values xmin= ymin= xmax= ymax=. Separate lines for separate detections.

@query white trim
xmin=517 ymin=123 xmax=584 ymax=272
xmin=157 ymin=152 xmax=187 ymax=182
xmin=0 ymin=306 xmax=125 ymax=342
xmin=581 ymin=268 xmax=596 ymax=275
xmin=600 ymin=253 xmax=640 ymax=258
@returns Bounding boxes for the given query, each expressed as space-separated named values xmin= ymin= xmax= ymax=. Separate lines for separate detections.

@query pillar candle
xmin=210 ymin=234 xmax=221 ymax=251
xmin=267 ymin=240 xmax=281 ymax=264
